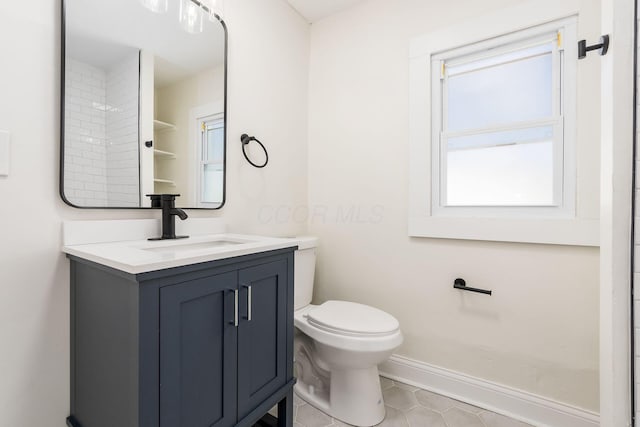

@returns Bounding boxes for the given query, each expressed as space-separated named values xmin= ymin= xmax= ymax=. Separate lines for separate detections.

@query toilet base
xmin=295 ymin=365 xmax=386 ymax=427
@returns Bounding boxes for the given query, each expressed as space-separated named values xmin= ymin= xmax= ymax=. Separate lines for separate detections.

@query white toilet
xmin=293 ymin=237 xmax=403 ymax=427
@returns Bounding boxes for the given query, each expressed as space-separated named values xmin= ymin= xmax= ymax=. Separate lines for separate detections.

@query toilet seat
xmin=294 ymin=302 xmax=403 ymax=353
xmin=306 ymin=301 xmax=400 ymax=337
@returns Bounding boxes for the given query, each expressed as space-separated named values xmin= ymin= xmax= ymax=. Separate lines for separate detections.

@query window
xmin=198 ymin=115 xmax=224 ymax=205
xmin=408 ymin=14 xmax=597 ymax=245
xmin=432 ymin=23 xmax=573 ymax=217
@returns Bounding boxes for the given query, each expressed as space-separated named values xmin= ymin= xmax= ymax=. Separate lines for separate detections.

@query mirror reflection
xmin=62 ymin=0 xmax=226 ymax=208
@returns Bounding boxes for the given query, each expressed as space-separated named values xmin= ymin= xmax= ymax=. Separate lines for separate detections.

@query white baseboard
xmin=379 ymin=355 xmax=599 ymax=427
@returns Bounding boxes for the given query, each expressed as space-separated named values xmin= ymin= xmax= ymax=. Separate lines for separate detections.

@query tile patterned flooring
xmin=293 ymin=377 xmax=534 ymax=427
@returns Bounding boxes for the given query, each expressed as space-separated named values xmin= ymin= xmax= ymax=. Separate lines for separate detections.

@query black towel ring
xmin=240 ymin=134 xmax=269 ymax=168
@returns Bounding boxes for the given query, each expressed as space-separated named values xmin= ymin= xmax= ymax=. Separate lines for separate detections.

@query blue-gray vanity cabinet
xmin=159 ymin=271 xmax=238 ymax=427
xmin=66 ymin=248 xmax=295 ymax=427
xmin=237 ymin=260 xmax=288 ymax=419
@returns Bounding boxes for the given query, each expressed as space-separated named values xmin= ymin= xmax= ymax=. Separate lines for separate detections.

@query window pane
xmin=202 ymin=164 xmax=223 ymax=204
xmin=446 ymin=44 xmax=553 ymax=132
xmin=205 ymin=125 xmax=224 ymax=162
xmin=445 ymin=127 xmax=554 ymax=206
xmin=447 ymin=42 xmax=553 ymax=76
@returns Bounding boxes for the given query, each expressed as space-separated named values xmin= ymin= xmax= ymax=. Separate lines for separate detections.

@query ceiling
xmin=286 ymin=0 xmax=369 ymax=23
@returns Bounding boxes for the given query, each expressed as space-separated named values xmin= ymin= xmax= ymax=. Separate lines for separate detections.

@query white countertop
xmin=63 ymin=233 xmax=299 ymax=274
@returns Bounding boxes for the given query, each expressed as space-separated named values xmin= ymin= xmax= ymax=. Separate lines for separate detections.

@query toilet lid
xmin=306 ymin=301 xmax=399 ymax=336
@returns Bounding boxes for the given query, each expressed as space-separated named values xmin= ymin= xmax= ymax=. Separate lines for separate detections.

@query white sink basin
xmin=141 ymin=238 xmax=255 ymax=254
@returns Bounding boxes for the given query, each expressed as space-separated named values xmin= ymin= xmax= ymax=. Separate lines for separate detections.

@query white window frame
xmin=432 ymin=28 xmax=570 ymax=217
xmin=198 ymin=114 xmax=224 ymax=206
xmin=408 ymin=10 xmax=598 ymax=246
xmin=188 ymin=102 xmax=224 ymax=208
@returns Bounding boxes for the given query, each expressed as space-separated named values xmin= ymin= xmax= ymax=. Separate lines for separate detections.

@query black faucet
xmin=147 ymin=194 xmax=189 ymax=240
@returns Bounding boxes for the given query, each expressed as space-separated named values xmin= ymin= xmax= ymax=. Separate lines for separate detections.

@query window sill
xmin=408 ymin=216 xmax=599 ymax=246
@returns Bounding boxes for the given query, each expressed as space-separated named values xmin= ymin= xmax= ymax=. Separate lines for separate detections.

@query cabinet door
xmin=160 ymin=271 xmax=238 ymax=427
xmin=237 ymin=259 xmax=288 ymax=419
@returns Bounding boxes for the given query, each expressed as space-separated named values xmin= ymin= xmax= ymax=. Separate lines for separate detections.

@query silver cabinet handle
xmin=230 ymin=289 xmax=238 ymax=327
xmin=243 ymin=285 xmax=252 ymax=321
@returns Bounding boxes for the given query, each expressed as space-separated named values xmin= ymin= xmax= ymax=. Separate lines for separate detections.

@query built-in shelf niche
xmin=153 ymin=119 xmax=178 ymax=193
xmin=154 ymin=149 xmax=176 ymax=159
xmin=153 ymin=119 xmax=177 ymax=132
xmin=153 ymin=178 xmax=176 ymax=186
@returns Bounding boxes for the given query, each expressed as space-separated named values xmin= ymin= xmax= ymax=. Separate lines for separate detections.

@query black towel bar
xmin=453 ymin=278 xmax=492 ymax=296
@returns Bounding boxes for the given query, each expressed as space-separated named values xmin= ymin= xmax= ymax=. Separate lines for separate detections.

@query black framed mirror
xmin=60 ymin=0 xmax=227 ymax=209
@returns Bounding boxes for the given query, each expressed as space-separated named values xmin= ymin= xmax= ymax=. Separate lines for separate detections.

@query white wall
xmin=307 ymin=0 xmax=601 ymax=412
xmin=63 ymin=53 xmax=140 ymax=207
xmin=105 ymin=52 xmax=140 ymax=207
xmin=599 ymin=0 xmax=635 ymax=423
xmin=63 ymin=59 xmax=108 ymax=206
xmin=634 ymin=4 xmax=640 ymax=424
xmin=0 ymin=1 xmax=309 ymax=426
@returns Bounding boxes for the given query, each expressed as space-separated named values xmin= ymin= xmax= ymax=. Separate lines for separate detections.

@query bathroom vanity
xmin=63 ymin=221 xmax=297 ymax=427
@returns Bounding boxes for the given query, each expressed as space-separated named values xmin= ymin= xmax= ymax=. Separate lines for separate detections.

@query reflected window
xmin=199 ymin=115 xmax=224 ymax=206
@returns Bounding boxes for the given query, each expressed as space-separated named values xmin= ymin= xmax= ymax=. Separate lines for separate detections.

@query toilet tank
xmin=294 ymin=237 xmax=318 ymax=311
